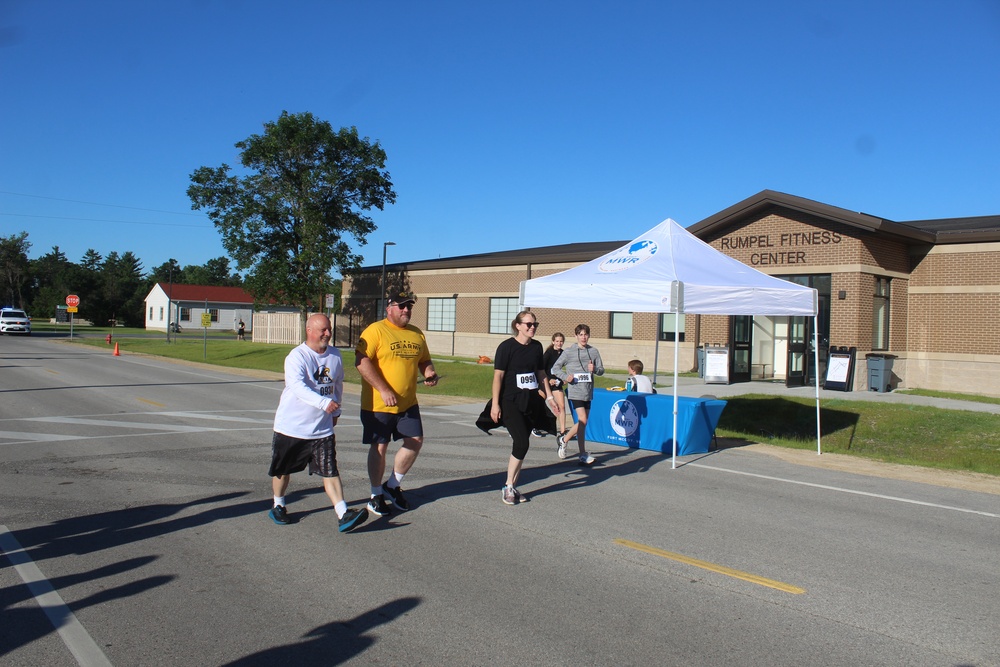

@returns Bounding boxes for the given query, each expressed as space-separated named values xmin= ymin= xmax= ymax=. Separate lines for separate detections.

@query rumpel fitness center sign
xmin=720 ymin=231 xmax=842 ymax=266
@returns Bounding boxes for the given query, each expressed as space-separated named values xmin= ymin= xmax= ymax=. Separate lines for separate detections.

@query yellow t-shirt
xmin=355 ymin=319 xmax=431 ymax=413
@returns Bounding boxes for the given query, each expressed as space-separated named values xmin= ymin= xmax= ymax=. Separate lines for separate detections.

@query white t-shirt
xmin=273 ymin=343 xmax=344 ymax=439
xmin=626 ymin=374 xmax=654 ymax=394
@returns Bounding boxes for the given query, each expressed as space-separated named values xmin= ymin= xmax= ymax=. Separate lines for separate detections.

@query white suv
xmin=0 ymin=308 xmax=31 ymax=335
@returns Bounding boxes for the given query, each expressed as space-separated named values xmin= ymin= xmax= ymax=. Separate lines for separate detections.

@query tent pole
xmin=652 ymin=335 xmax=660 ymax=385
xmin=814 ymin=315 xmax=822 ymax=455
xmin=671 ymin=315 xmax=680 ymax=469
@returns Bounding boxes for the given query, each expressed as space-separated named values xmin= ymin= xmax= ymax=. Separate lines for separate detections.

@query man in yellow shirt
xmin=355 ymin=292 xmax=439 ymax=516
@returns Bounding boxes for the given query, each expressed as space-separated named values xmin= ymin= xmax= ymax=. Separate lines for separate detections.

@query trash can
xmin=696 ymin=346 xmax=705 ymax=379
xmin=866 ymin=353 xmax=895 ymax=392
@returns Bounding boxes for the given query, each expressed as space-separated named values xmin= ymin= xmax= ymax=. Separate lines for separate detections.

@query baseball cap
xmin=386 ymin=291 xmax=417 ymax=306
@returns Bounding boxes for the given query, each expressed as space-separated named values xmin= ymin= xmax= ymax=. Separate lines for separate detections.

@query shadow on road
xmin=0 ymin=491 xmax=267 ymax=659
xmin=221 ymin=597 xmax=422 ymax=666
xmin=403 ymin=434 xmax=670 ymax=507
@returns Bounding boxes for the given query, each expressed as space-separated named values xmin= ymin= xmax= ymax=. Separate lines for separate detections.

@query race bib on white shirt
xmin=516 ymin=373 xmax=539 ymax=390
xmin=576 ymin=372 xmax=592 ymax=384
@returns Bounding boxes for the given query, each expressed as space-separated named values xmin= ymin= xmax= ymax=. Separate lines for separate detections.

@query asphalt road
xmin=2 ymin=336 xmax=998 ymax=666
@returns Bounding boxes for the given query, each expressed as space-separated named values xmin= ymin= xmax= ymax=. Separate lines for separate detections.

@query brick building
xmin=341 ymin=190 xmax=1000 ymax=395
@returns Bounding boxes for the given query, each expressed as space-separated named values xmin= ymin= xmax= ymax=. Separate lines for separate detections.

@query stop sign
xmin=66 ymin=294 xmax=80 ymax=307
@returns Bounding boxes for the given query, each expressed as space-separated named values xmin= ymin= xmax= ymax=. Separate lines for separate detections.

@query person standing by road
xmin=355 ymin=291 xmax=439 ymax=517
xmin=268 ymin=313 xmax=367 ymax=532
xmin=491 ymin=311 xmax=560 ymax=505
xmin=551 ymin=323 xmax=605 ymax=465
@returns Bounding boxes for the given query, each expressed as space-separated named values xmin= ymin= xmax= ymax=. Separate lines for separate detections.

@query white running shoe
xmin=578 ymin=452 xmax=595 ymax=466
xmin=556 ymin=433 xmax=568 ymax=459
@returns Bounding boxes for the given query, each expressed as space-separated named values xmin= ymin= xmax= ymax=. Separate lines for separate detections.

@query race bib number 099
xmin=516 ymin=373 xmax=539 ymax=390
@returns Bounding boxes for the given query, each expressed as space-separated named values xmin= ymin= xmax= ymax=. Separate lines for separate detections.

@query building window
xmin=427 ymin=297 xmax=456 ymax=332
xmin=610 ymin=312 xmax=633 ymax=339
xmin=490 ymin=297 xmax=520 ymax=334
xmin=180 ymin=307 xmax=191 ymax=322
xmin=659 ymin=313 xmax=686 ymax=342
xmin=872 ymin=278 xmax=890 ymax=350
xmin=149 ymin=307 xmax=154 ymax=320
xmin=209 ymin=308 xmax=219 ymax=323
xmin=158 ymin=307 xmax=164 ymax=321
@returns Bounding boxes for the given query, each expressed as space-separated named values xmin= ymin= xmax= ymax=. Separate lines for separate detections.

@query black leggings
xmin=502 ymin=398 xmax=532 ymax=460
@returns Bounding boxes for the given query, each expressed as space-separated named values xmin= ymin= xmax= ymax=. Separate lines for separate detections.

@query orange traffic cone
xmin=113 ymin=342 xmax=120 ymax=356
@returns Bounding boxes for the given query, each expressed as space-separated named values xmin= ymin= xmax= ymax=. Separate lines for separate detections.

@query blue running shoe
xmin=268 ymin=505 xmax=292 ymax=525
xmin=338 ymin=507 xmax=368 ymax=533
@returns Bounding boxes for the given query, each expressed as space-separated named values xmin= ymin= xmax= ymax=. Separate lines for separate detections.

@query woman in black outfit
xmin=491 ymin=311 xmax=560 ymax=505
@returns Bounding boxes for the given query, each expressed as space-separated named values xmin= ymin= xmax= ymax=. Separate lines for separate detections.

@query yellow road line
xmin=614 ymin=538 xmax=806 ymax=595
xmin=137 ymin=398 xmax=165 ymax=407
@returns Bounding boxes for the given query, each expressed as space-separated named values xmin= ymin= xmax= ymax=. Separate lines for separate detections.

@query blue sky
xmin=2 ymin=0 xmax=998 ymax=277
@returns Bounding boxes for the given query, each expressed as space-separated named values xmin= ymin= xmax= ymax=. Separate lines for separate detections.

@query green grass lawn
xmin=716 ymin=394 xmax=1000 ymax=476
xmin=67 ymin=337 xmax=1000 ymax=477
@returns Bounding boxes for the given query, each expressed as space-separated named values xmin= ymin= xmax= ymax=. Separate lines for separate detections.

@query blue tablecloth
xmin=574 ymin=389 xmax=727 ymax=456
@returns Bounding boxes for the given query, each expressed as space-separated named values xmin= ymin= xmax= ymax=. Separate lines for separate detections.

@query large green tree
xmin=92 ymin=251 xmax=145 ymax=327
xmin=149 ymin=258 xmax=183 ymax=286
xmin=0 ymin=232 xmax=31 ymax=308
xmin=30 ymin=246 xmax=84 ymax=320
xmin=187 ymin=111 xmax=395 ymax=316
xmin=183 ymin=256 xmax=240 ymax=286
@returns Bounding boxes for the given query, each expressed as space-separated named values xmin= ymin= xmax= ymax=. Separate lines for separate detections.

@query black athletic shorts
xmin=268 ymin=432 xmax=339 ymax=478
xmin=361 ymin=404 xmax=423 ymax=445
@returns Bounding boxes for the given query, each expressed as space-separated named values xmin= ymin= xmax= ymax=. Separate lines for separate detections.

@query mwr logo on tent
xmin=609 ymin=399 xmax=640 ymax=438
xmin=598 ymin=239 xmax=658 ymax=272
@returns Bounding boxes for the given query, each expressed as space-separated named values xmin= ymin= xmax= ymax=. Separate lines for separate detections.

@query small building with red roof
xmin=143 ymin=283 xmax=297 ymax=335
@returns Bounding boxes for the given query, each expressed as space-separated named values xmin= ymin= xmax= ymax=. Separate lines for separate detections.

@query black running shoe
xmin=268 ymin=505 xmax=292 ymax=525
xmin=367 ymin=494 xmax=392 ymax=516
xmin=383 ymin=484 xmax=409 ymax=511
xmin=338 ymin=507 xmax=368 ymax=533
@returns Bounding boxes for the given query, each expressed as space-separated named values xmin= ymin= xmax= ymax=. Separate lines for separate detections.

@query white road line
xmin=0 ymin=525 xmax=113 ymax=667
xmin=0 ymin=426 xmax=273 ymax=446
xmin=25 ymin=417 xmax=224 ymax=433
xmin=156 ymin=412 xmax=274 ymax=424
xmin=0 ymin=432 xmax=88 ymax=442
xmin=689 ymin=462 xmax=1000 ymax=518
xmin=153 ymin=411 xmax=360 ymax=424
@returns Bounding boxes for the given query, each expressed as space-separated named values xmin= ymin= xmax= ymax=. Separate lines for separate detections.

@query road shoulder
xmin=743 ymin=443 xmax=1000 ymax=496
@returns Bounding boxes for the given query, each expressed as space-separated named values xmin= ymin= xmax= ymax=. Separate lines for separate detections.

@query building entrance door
xmin=730 ymin=315 xmax=752 ymax=383
xmin=785 ymin=317 xmax=809 ymax=387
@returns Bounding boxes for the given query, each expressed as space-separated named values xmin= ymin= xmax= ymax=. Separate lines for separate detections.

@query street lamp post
xmin=166 ymin=263 xmax=174 ymax=343
xmin=380 ymin=241 xmax=396 ymax=314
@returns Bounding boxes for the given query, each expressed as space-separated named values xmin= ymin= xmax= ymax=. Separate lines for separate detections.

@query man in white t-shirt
xmin=267 ymin=313 xmax=367 ymax=532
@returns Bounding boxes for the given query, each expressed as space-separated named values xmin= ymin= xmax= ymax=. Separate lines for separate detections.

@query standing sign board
xmin=704 ymin=346 xmax=730 ymax=384
xmin=823 ymin=346 xmax=856 ymax=391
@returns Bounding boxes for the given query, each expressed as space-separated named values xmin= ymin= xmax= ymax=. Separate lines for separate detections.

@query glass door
xmin=785 ymin=317 xmax=809 ymax=387
xmin=730 ymin=315 xmax=752 ymax=384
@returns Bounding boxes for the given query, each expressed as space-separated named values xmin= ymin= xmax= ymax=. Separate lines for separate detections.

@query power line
xmin=0 ymin=212 xmax=213 ymax=229
xmin=0 ymin=190 xmax=205 ymax=217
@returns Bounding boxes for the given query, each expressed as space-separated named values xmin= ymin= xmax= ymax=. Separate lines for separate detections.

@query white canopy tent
xmin=520 ymin=218 xmax=821 ymax=466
